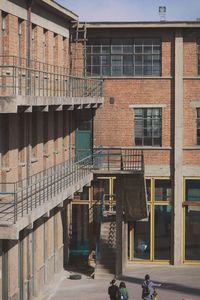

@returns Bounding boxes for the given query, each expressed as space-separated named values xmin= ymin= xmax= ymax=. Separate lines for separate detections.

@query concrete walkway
xmin=40 ymin=265 xmax=200 ymax=300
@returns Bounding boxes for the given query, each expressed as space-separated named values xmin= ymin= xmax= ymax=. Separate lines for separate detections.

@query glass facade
xmin=184 ymin=179 xmax=200 ymax=261
xmin=86 ymin=38 xmax=161 ymax=77
xmin=129 ymin=178 xmax=172 ymax=262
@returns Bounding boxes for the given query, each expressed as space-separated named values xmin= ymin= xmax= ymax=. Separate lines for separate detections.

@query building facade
xmin=0 ymin=0 xmax=200 ymax=299
xmin=85 ymin=22 xmax=200 ymax=266
xmin=0 ymin=1 xmax=103 ymax=299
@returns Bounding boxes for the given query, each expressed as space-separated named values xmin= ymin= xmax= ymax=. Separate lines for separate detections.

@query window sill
xmin=18 ymin=161 xmax=26 ymax=167
xmin=133 ymin=146 xmax=172 ymax=150
xmin=1 ymin=166 xmax=11 ymax=172
xmin=90 ymin=76 xmax=172 ymax=80
xmin=183 ymin=147 xmax=200 ymax=150
xmin=31 ymin=156 xmax=38 ymax=163
xmin=43 ymin=153 xmax=50 ymax=158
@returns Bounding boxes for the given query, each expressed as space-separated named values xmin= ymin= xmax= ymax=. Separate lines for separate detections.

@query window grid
xmin=198 ymin=39 xmax=200 ymax=76
xmin=197 ymin=108 xmax=200 ymax=145
xmin=134 ymin=108 xmax=162 ymax=146
xmin=86 ymin=39 xmax=161 ymax=77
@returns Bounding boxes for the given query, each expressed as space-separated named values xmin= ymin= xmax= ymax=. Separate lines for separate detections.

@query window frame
xmin=86 ymin=38 xmax=161 ymax=77
xmin=197 ymin=38 xmax=200 ymax=76
xmin=197 ymin=108 xmax=200 ymax=145
xmin=134 ymin=107 xmax=162 ymax=147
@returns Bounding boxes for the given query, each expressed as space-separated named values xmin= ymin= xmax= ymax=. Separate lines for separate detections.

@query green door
xmin=75 ymin=120 xmax=92 ymax=161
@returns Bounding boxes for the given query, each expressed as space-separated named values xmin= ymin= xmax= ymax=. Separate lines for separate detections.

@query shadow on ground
xmin=121 ymin=275 xmax=200 ymax=297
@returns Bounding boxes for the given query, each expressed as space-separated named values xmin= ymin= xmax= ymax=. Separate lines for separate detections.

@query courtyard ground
xmin=40 ymin=265 xmax=200 ymax=300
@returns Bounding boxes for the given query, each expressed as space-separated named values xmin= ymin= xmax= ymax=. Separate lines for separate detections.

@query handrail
xmin=93 ymin=147 xmax=144 ymax=172
xmin=0 ymin=148 xmax=144 ymax=225
xmin=0 ymin=55 xmax=103 ymax=98
xmin=0 ymin=155 xmax=93 ymax=224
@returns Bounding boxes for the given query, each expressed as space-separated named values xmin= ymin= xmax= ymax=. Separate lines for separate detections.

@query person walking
xmin=118 ymin=281 xmax=129 ymax=300
xmin=141 ymin=274 xmax=161 ymax=300
xmin=108 ymin=279 xmax=119 ymax=300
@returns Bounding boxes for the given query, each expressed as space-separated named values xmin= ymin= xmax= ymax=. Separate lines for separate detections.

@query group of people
xmin=108 ymin=274 xmax=161 ymax=300
xmin=108 ymin=280 xmax=129 ymax=300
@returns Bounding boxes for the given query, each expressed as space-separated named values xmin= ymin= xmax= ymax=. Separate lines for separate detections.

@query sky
xmin=56 ymin=0 xmax=200 ymax=22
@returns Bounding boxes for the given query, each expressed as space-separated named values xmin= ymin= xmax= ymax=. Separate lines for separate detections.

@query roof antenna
xmin=159 ymin=6 xmax=166 ymax=22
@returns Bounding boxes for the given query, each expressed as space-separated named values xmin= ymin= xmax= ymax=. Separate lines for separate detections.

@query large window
xmin=129 ymin=178 xmax=172 ymax=262
xmin=198 ymin=39 xmax=200 ymax=75
xmin=134 ymin=108 xmax=162 ymax=146
xmin=197 ymin=108 xmax=200 ymax=145
xmin=184 ymin=179 xmax=200 ymax=261
xmin=86 ymin=38 xmax=161 ymax=77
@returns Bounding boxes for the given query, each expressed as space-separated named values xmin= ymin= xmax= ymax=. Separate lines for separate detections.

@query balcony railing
xmin=93 ymin=147 xmax=144 ymax=172
xmin=0 ymin=148 xmax=144 ymax=225
xmin=0 ymin=156 xmax=92 ymax=225
xmin=0 ymin=56 xmax=103 ymax=98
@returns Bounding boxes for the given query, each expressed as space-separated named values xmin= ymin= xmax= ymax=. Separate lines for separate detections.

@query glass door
xmin=129 ymin=178 xmax=172 ymax=262
xmin=94 ymin=177 xmax=116 ymax=213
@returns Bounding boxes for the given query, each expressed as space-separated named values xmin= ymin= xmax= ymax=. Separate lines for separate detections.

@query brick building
xmin=0 ymin=0 xmax=200 ymax=299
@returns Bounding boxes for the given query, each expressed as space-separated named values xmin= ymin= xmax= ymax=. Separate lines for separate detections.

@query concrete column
xmin=174 ymin=29 xmax=183 ymax=265
xmin=116 ymin=176 xmax=123 ymax=278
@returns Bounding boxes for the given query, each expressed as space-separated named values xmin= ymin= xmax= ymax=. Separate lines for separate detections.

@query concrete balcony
xmin=0 ymin=156 xmax=93 ymax=239
xmin=0 ymin=56 xmax=103 ymax=113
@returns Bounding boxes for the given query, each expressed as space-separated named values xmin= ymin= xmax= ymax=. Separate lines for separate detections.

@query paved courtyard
xmin=41 ymin=265 xmax=200 ymax=300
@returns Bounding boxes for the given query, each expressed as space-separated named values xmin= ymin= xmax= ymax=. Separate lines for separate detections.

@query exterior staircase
xmin=95 ymin=214 xmax=116 ymax=279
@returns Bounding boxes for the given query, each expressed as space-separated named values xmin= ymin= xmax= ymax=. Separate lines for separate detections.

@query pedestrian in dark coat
xmin=108 ymin=279 xmax=119 ymax=300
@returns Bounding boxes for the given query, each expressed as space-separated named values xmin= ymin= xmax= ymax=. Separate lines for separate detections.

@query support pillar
xmin=174 ymin=29 xmax=183 ymax=265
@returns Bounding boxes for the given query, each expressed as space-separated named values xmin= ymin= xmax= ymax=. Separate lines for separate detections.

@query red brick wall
xmin=94 ymin=79 xmax=172 ymax=165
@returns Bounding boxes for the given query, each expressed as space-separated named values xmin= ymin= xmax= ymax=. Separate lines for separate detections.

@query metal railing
xmin=93 ymin=147 xmax=144 ymax=172
xmin=0 ymin=148 xmax=143 ymax=225
xmin=0 ymin=155 xmax=92 ymax=224
xmin=0 ymin=55 xmax=103 ymax=98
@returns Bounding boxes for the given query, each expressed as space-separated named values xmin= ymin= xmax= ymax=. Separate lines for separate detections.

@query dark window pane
xmin=93 ymin=46 xmax=101 ymax=53
xmin=101 ymin=55 xmax=110 ymax=65
xmin=93 ymin=55 xmax=100 ymax=65
xmin=102 ymin=66 xmax=110 ymax=76
xmin=102 ymin=46 xmax=110 ymax=54
xmin=154 ymin=205 xmax=172 ymax=260
xmin=123 ymin=66 xmax=133 ymax=75
xmin=185 ymin=207 xmax=200 ymax=260
xmin=92 ymin=66 xmax=100 ymax=75
xmin=111 ymin=55 xmax=122 ymax=66
xmin=155 ymin=180 xmax=172 ymax=201
xmin=124 ymin=55 xmax=133 ymax=66
xmin=135 ymin=138 xmax=143 ymax=145
xmin=111 ymin=66 xmax=122 ymax=76
xmin=186 ymin=180 xmax=200 ymax=201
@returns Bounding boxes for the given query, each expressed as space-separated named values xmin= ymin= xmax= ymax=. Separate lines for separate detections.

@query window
xmin=184 ymin=179 xmax=200 ymax=260
xmin=134 ymin=108 xmax=162 ymax=146
xmin=197 ymin=108 xmax=200 ymax=145
xmin=155 ymin=179 xmax=172 ymax=201
xmin=18 ymin=19 xmax=23 ymax=59
xmin=2 ymin=12 xmax=7 ymax=32
xmin=198 ymin=39 xmax=200 ymax=75
xmin=86 ymin=38 xmax=161 ymax=77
